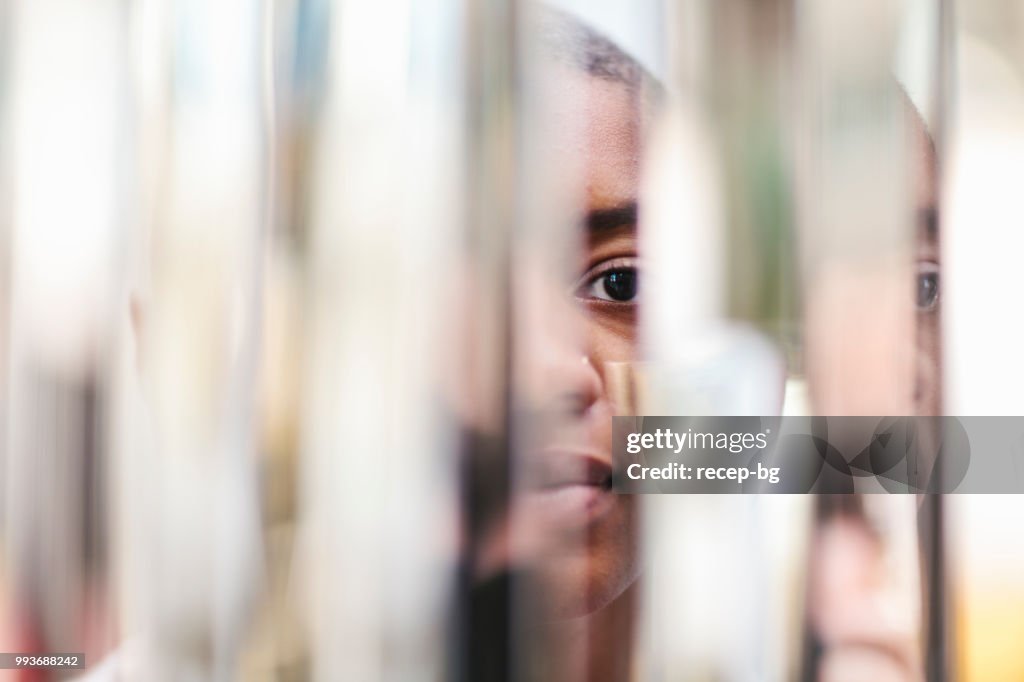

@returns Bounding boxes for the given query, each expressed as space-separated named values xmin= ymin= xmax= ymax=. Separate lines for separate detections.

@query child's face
xmin=492 ymin=64 xmax=649 ymax=618
xmin=484 ymin=65 xmax=941 ymax=620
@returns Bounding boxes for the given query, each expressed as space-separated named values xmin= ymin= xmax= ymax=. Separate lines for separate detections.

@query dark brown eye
xmin=583 ymin=268 xmax=638 ymax=302
xmin=600 ymin=270 xmax=637 ymax=301
xmin=576 ymin=258 xmax=641 ymax=303
xmin=916 ymin=262 xmax=940 ymax=311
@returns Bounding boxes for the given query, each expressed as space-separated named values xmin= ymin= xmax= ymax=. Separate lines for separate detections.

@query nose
xmin=543 ymin=349 xmax=603 ymax=419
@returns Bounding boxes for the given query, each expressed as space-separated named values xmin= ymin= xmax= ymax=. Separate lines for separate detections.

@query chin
xmin=529 ymin=502 xmax=641 ymax=619
xmin=548 ymin=560 xmax=638 ymax=620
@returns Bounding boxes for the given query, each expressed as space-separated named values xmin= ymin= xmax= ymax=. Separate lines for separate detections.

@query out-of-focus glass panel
xmin=946 ymin=1 xmax=1024 ymax=680
xmin=2 ymin=0 xmax=127 ymax=669
xmin=298 ymin=0 xmax=463 ymax=680
xmin=637 ymin=1 xmax=809 ymax=679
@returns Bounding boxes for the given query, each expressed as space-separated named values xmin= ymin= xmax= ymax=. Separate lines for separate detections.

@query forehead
xmin=542 ymin=64 xmax=648 ymax=209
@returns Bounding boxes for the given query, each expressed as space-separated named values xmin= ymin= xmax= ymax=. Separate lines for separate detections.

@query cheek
xmin=583 ymin=308 xmax=639 ymax=367
xmin=585 ymin=312 xmax=641 ymax=417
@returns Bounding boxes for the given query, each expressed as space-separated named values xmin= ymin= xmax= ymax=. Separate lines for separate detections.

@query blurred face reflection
xmin=804 ymin=96 xmax=942 ymax=418
xmin=911 ymin=104 xmax=941 ymax=416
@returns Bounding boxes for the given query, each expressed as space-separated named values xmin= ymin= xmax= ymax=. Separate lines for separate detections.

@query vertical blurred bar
xmin=0 ymin=0 xmax=11 ymax=587
xmin=945 ymin=0 xmax=1024 ymax=678
xmin=232 ymin=0 xmax=322 ymax=678
xmin=795 ymin=1 xmax=933 ymax=681
xmin=638 ymin=1 xmax=810 ymax=680
xmin=945 ymin=3 xmax=1024 ymax=415
xmin=111 ymin=0 xmax=267 ymax=677
xmin=795 ymin=0 xmax=915 ymax=416
xmin=455 ymin=0 xmax=520 ymax=679
xmin=507 ymin=3 xmax=610 ymax=679
xmin=920 ymin=1 xmax=952 ymax=680
xmin=2 ymin=0 xmax=127 ymax=665
xmin=460 ymin=0 xmax=515 ymax=570
xmin=298 ymin=0 xmax=463 ymax=679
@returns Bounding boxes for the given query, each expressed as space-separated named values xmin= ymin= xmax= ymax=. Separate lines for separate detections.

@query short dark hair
xmin=536 ymin=7 xmax=658 ymax=93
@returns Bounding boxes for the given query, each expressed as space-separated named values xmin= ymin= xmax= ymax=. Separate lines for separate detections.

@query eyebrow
xmin=585 ymin=202 xmax=638 ymax=233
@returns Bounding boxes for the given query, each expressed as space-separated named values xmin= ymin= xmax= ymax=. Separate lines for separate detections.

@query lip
xmin=536 ymin=452 xmax=613 ymax=489
xmin=523 ymin=451 xmax=616 ymax=525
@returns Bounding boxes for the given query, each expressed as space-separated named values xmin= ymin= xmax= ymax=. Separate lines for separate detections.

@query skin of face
xmin=909 ymin=103 xmax=941 ymax=417
xmin=802 ymin=96 xmax=941 ymax=418
xmin=498 ymin=63 xmax=650 ymax=621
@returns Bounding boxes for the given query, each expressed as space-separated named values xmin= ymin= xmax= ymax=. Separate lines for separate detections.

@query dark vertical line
xmin=455 ymin=0 xmax=519 ymax=680
xmin=924 ymin=1 xmax=954 ymax=679
xmin=920 ymin=492 xmax=950 ymax=682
